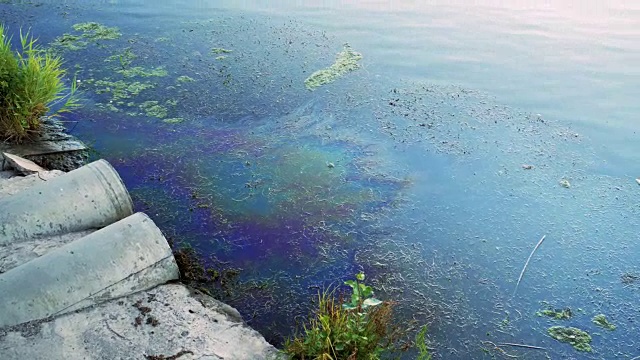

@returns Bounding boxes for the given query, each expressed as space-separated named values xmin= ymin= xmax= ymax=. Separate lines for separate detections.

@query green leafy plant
xmin=415 ymin=325 xmax=432 ymax=360
xmin=0 ymin=24 xmax=80 ymax=142
xmin=283 ymin=272 xmax=409 ymax=360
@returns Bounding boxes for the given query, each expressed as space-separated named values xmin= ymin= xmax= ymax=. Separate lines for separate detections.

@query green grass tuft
xmin=0 ymin=24 xmax=80 ymax=142
xmin=283 ymin=273 xmax=415 ymax=360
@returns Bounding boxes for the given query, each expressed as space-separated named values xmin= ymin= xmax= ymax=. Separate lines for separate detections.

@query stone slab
xmin=0 ymin=140 xmax=86 ymax=157
xmin=2 ymin=153 xmax=46 ymax=174
xmin=0 ymin=284 xmax=281 ymax=360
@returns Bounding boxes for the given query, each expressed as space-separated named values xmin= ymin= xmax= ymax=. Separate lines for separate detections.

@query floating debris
xmin=621 ymin=272 xmax=639 ymax=284
xmin=548 ymin=326 xmax=592 ymax=352
xmin=636 ymin=178 xmax=640 ymax=185
xmin=592 ymin=314 xmax=616 ymax=330
xmin=513 ymin=235 xmax=546 ymax=296
xmin=304 ymin=44 xmax=362 ymax=91
xmin=522 ymin=164 xmax=534 ymax=170
xmin=559 ymin=179 xmax=571 ymax=188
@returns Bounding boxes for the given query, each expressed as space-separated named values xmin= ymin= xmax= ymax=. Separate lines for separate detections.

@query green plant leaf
xmin=351 ymin=293 xmax=360 ymax=306
xmin=356 ymin=272 xmax=365 ymax=281
xmin=360 ymin=284 xmax=373 ymax=298
xmin=362 ymin=298 xmax=382 ymax=308
xmin=344 ymin=280 xmax=357 ymax=289
xmin=342 ymin=303 xmax=357 ymax=310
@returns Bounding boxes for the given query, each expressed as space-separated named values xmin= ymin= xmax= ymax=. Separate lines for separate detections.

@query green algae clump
xmin=52 ymin=22 xmax=121 ymax=51
xmin=548 ymin=326 xmax=592 ymax=352
xmin=51 ymin=33 xmax=87 ymax=51
xmin=211 ymin=47 xmax=233 ymax=54
xmin=537 ymin=308 xmax=572 ymax=320
xmin=163 ymin=117 xmax=184 ymax=124
xmin=94 ymin=79 xmax=155 ymax=102
xmin=304 ymin=44 xmax=362 ymax=91
xmin=592 ymin=314 xmax=616 ymax=330
xmin=176 ymin=75 xmax=195 ymax=83
xmin=117 ymin=66 xmax=168 ymax=78
xmin=72 ymin=22 xmax=121 ymax=40
xmin=139 ymin=101 xmax=168 ymax=119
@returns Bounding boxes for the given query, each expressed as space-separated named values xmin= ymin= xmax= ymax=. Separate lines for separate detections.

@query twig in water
xmin=513 ymin=235 xmax=546 ymax=297
xmin=481 ymin=341 xmax=519 ymax=359
xmin=499 ymin=342 xmax=546 ymax=350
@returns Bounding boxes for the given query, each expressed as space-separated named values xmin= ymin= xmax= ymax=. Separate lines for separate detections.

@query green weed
xmin=283 ymin=272 xmax=416 ymax=360
xmin=415 ymin=325 xmax=432 ymax=360
xmin=0 ymin=24 xmax=80 ymax=142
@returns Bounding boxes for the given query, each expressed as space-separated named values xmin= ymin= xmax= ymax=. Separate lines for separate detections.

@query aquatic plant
xmin=139 ymin=100 xmax=168 ymax=119
xmin=0 ymin=25 xmax=80 ymax=142
xmin=176 ymin=75 xmax=195 ymax=83
xmin=211 ymin=47 xmax=233 ymax=54
xmin=547 ymin=326 xmax=592 ymax=352
xmin=304 ymin=44 xmax=362 ymax=91
xmin=537 ymin=307 xmax=572 ymax=320
xmin=592 ymin=314 xmax=615 ymax=330
xmin=52 ymin=22 xmax=121 ymax=51
xmin=163 ymin=117 xmax=184 ymax=124
xmin=105 ymin=48 xmax=137 ymax=69
xmin=415 ymin=325 xmax=432 ymax=360
xmin=72 ymin=22 xmax=121 ymax=40
xmin=117 ymin=66 xmax=168 ymax=78
xmin=283 ymin=272 xmax=413 ymax=360
xmin=93 ymin=79 xmax=155 ymax=102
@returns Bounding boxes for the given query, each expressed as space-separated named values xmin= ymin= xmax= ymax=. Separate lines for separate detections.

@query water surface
xmin=2 ymin=1 xmax=639 ymax=358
